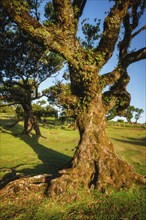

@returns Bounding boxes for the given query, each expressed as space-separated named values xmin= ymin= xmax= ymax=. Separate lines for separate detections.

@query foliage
xmin=0 ymin=22 xmax=63 ymax=107
xmin=135 ymin=108 xmax=144 ymax=123
xmin=107 ymin=105 xmax=144 ymax=123
xmin=1 ymin=0 xmax=145 ymax=117
xmin=80 ymin=18 xmax=101 ymax=49
xmin=0 ymin=5 xmax=64 ymax=134
xmin=43 ymin=82 xmax=76 ymax=118
xmin=15 ymin=105 xmax=24 ymax=119
xmin=125 ymin=106 xmax=136 ymax=123
xmin=0 ymin=101 xmax=15 ymax=114
xmin=32 ymin=101 xmax=58 ymax=120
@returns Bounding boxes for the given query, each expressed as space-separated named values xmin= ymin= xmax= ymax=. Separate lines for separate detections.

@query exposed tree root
xmin=0 ymin=174 xmax=50 ymax=201
xmin=47 ymin=148 xmax=146 ymax=202
xmin=0 ymin=163 xmax=145 ymax=204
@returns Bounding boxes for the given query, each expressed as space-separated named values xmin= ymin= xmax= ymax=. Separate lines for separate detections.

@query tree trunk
xmin=48 ymin=94 xmax=145 ymax=201
xmin=22 ymin=108 xmax=41 ymax=136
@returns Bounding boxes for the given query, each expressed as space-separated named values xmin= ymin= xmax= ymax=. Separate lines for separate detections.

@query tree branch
xmin=117 ymin=1 xmax=145 ymax=67
xmin=118 ymin=13 xmax=132 ymax=59
xmin=132 ymin=25 xmax=146 ymax=39
xmin=72 ymin=0 xmax=87 ymax=20
xmin=1 ymin=0 xmax=79 ymax=62
xmin=125 ymin=47 xmax=146 ymax=65
xmin=52 ymin=0 xmax=76 ymax=31
xmin=95 ymin=1 xmax=130 ymax=66
xmin=99 ymin=67 xmax=124 ymax=88
xmin=32 ymin=94 xmax=44 ymax=101
xmin=1 ymin=0 xmax=55 ymax=49
xmin=102 ymin=71 xmax=131 ymax=114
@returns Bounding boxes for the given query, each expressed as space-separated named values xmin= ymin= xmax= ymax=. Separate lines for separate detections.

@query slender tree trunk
xmin=22 ymin=107 xmax=41 ymax=136
xmin=48 ymin=94 xmax=145 ymax=201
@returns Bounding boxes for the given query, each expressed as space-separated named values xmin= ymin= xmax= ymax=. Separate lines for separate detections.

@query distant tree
xmin=32 ymin=102 xmax=45 ymax=121
xmin=44 ymin=105 xmax=58 ymax=118
xmin=106 ymin=106 xmax=118 ymax=121
xmin=0 ymin=101 xmax=15 ymax=114
xmin=43 ymin=82 xmax=75 ymax=118
xmin=107 ymin=105 xmax=144 ymax=124
xmin=135 ymin=108 xmax=144 ymax=124
xmin=125 ymin=106 xmax=136 ymax=123
xmin=32 ymin=101 xmax=58 ymax=121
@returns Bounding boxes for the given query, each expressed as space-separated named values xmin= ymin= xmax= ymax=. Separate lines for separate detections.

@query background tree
xmin=0 ymin=101 xmax=15 ymax=115
xmin=125 ymin=106 xmax=136 ymax=123
xmin=106 ymin=105 xmax=142 ymax=123
xmin=32 ymin=101 xmax=46 ymax=122
xmin=43 ymin=82 xmax=75 ymax=118
xmin=1 ymin=0 xmax=146 ymax=200
xmin=106 ymin=106 xmax=118 ymax=121
xmin=134 ymin=108 xmax=144 ymax=124
xmin=32 ymin=101 xmax=58 ymax=121
xmin=0 ymin=5 xmax=64 ymax=135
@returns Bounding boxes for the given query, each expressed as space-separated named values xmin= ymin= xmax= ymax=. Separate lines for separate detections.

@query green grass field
xmin=0 ymin=114 xmax=146 ymax=220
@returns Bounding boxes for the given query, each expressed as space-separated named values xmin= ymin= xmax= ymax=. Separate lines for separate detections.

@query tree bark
xmin=22 ymin=107 xmax=41 ymax=136
xmin=48 ymin=94 xmax=146 ymax=201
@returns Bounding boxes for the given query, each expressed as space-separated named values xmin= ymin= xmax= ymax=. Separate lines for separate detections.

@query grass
xmin=0 ymin=114 xmax=146 ymax=219
xmin=1 ymin=187 xmax=146 ymax=220
xmin=0 ymin=115 xmax=79 ymax=179
xmin=107 ymin=126 xmax=146 ymax=174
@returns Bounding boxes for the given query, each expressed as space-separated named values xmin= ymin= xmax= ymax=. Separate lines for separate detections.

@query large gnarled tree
xmin=1 ymin=0 xmax=146 ymax=199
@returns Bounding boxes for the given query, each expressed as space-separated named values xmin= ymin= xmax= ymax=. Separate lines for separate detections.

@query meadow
xmin=0 ymin=114 xmax=146 ymax=220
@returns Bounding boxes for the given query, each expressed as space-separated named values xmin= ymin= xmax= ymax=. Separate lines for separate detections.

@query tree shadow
xmin=0 ymin=164 xmax=25 ymax=189
xmin=20 ymin=134 xmax=72 ymax=176
xmin=0 ymin=117 xmax=23 ymax=135
xmin=0 ymin=118 xmax=72 ymax=189
xmin=112 ymin=137 xmax=146 ymax=147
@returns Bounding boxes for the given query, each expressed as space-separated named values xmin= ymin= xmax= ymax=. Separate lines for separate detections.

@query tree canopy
xmin=0 ymin=5 xmax=64 ymax=134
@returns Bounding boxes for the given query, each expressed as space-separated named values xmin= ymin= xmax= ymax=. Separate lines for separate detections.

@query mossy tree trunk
xmin=48 ymin=67 xmax=145 ymax=201
xmin=22 ymin=105 xmax=41 ymax=136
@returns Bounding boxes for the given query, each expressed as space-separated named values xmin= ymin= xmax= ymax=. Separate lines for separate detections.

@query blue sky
xmin=39 ymin=0 xmax=146 ymax=123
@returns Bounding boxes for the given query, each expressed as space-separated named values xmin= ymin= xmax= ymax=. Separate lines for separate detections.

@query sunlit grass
xmin=0 ymin=115 xmax=79 ymax=179
xmin=0 ymin=114 xmax=146 ymax=220
xmin=0 ymin=115 xmax=146 ymax=178
xmin=0 ymin=186 xmax=146 ymax=220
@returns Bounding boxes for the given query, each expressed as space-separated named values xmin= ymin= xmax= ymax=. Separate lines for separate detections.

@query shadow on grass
xmin=0 ymin=117 xmax=23 ymax=135
xmin=0 ymin=119 xmax=72 ymax=189
xmin=20 ymin=134 xmax=72 ymax=175
xmin=112 ymin=137 xmax=146 ymax=147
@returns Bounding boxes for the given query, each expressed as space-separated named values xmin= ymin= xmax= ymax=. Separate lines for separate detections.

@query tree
xmin=43 ymin=82 xmax=75 ymax=118
xmin=32 ymin=101 xmax=58 ymax=121
xmin=0 ymin=5 xmax=63 ymax=135
xmin=125 ymin=106 xmax=136 ymax=123
xmin=106 ymin=105 xmax=138 ymax=123
xmin=0 ymin=101 xmax=15 ymax=114
xmin=135 ymin=108 xmax=144 ymax=123
xmin=106 ymin=106 xmax=118 ymax=121
xmin=1 ymin=0 xmax=146 ymax=200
